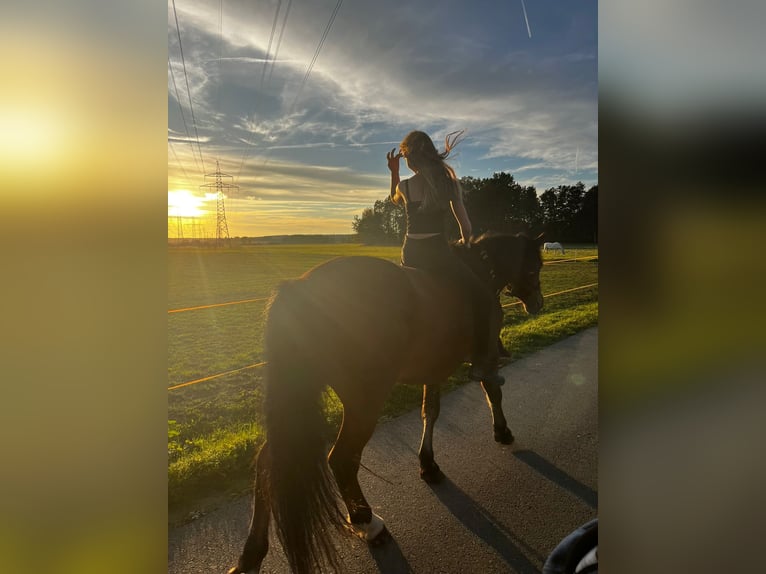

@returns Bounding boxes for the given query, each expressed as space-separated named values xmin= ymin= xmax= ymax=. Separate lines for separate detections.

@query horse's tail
xmin=262 ymin=278 xmax=347 ymax=574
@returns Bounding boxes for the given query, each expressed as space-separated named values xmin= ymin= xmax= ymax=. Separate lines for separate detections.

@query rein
xmin=478 ymin=248 xmax=498 ymax=281
xmin=475 ymin=240 xmax=527 ymax=298
xmin=477 ymin=247 xmax=505 ymax=295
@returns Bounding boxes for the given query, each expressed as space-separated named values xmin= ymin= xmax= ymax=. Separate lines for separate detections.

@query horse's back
xmin=267 ymin=256 xmax=415 ymax=393
xmin=267 ymin=255 xmax=472 ymax=390
xmin=301 ymin=256 xmax=413 ymax=319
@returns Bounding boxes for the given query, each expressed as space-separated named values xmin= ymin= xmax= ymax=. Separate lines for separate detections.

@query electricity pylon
xmin=200 ymin=160 xmax=238 ymax=247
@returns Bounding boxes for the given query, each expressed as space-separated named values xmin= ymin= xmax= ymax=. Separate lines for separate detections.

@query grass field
xmin=168 ymin=243 xmax=598 ymax=521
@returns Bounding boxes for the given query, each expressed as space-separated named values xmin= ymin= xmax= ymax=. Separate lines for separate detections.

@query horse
xmin=228 ymin=232 xmax=545 ymax=574
xmin=543 ymin=241 xmax=565 ymax=254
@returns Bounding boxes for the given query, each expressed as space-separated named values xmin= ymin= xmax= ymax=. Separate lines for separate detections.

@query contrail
xmin=520 ymin=0 xmax=532 ymax=38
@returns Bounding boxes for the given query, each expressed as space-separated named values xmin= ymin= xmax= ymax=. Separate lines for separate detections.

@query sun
xmin=168 ymin=190 xmax=205 ymax=218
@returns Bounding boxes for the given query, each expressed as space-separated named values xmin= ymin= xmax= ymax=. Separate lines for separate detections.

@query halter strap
xmin=478 ymin=248 xmax=497 ymax=280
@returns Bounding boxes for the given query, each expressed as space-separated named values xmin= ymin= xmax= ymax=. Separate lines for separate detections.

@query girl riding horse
xmin=388 ymin=130 xmax=504 ymax=386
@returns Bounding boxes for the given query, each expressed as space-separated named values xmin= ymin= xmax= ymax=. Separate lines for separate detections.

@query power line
xmin=260 ymin=0 xmax=283 ymax=87
xmin=171 ymin=0 xmax=206 ymax=175
xmin=215 ymin=0 xmax=224 ymax=141
xmin=234 ymin=0 xmax=294 ymax=184
xmin=168 ymin=57 xmax=202 ymax=174
xmin=257 ymin=0 xmax=344 ymax=169
xmin=290 ymin=0 xmax=344 ymax=113
xmin=267 ymin=0 xmax=293 ymax=83
xmin=168 ymin=139 xmax=192 ymax=184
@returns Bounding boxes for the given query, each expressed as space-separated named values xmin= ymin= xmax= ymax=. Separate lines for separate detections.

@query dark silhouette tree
xmin=574 ymin=185 xmax=598 ymax=243
xmin=463 ymin=172 xmax=533 ymax=235
xmin=353 ymin=173 xmax=595 ymax=245
xmin=351 ymin=198 xmax=405 ymax=244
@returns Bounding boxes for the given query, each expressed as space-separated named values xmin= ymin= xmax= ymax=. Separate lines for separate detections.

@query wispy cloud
xmin=168 ymin=0 xmax=597 ymax=233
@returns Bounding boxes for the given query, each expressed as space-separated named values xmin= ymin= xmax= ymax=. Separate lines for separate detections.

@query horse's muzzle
xmin=524 ymin=291 xmax=544 ymax=315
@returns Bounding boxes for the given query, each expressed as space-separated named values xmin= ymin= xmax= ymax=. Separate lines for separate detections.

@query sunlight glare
xmin=168 ymin=190 xmax=206 ymax=218
xmin=0 ymin=109 xmax=62 ymax=171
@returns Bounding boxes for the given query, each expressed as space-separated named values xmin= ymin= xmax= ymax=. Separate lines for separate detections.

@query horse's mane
xmin=449 ymin=231 xmax=530 ymax=252
xmin=471 ymin=231 xmax=531 ymax=246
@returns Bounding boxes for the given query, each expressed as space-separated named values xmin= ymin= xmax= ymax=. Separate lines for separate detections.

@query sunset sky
xmin=168 ymin=0 xmax=598 ymax=238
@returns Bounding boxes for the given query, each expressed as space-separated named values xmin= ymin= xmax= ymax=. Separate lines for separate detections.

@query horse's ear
xmin=534 ymin=232 xmax=545 ymax=246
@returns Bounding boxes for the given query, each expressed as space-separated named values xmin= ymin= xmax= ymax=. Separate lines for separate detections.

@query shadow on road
xmin=366 ymin=531 xmax=414 ymax=573
xmin=427 ymin=476 xmax=542 ymax=574
xmin=513 ymin=450 xmax=597 ymax=509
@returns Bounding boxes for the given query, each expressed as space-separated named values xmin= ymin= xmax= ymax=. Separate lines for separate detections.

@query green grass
xmin=168 ymin=243 xmax=598 ymax=521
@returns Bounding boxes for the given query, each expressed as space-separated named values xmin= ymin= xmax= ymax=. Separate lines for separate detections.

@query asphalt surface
xmin=168 ymin=327 xmax=598 ymax=574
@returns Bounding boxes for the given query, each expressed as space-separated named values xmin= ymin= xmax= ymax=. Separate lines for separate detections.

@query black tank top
xmin=402 ymin=179 xmax=448 ymax=234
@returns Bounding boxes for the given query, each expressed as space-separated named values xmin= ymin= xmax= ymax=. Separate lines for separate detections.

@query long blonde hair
xmin=400 ymin=130 xmax=464 ymax=211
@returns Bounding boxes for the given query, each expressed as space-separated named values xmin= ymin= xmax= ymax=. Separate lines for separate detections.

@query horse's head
xmin=467 ymin=232 xmax=545 ymax=315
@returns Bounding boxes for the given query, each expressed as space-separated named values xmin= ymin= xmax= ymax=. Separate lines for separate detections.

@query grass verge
xmin=168 ymin=245 xmax=598 ymax=523
xmin=169 ymin=300 xmax=598 ymax=524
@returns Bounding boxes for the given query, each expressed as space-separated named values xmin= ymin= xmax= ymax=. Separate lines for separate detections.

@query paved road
xmin=169 ymin=327 xmax=598 ymax=574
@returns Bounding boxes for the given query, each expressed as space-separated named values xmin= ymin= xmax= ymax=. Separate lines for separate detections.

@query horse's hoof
xmin=349 ymin=512 xmax=386 ymax=543
xmin=494 ymin=428 xmax=515 ymax=444
xmin=227 ymin=566 xmax=258 ymax=574
xmin=420 ymin=464 xmax=445 ymax=484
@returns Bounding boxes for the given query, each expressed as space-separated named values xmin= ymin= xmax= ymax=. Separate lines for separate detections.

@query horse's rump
xmin=270 ymin=257 xmax=417 ymax=384
xmin=263 ymin=256 xmax=420 ymax=573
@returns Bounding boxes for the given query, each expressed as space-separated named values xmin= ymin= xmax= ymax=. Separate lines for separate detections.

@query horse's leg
xmin=418 ymin=384 xmax=445 ymax=483
xmin=498 ymin=337 xmax=511 ymax=359
xmin=229 ymin=442 xmax=271 ymax=574
xmin=481 ymin=380 xmax=515 ymax=444
xmin=328 ymin=407 xmax=389 ymax=545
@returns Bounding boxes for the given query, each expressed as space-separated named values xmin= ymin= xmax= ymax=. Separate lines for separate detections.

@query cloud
xmin=168 ymin=0 xmax=597 ymax=232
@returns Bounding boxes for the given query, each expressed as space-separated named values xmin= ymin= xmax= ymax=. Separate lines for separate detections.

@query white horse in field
xmin=543 ymin=241 xmax=565 ymax=254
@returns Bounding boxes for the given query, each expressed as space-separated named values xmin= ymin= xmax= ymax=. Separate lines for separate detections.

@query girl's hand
xmin=386 ymin=148 xmax=402 ymax=173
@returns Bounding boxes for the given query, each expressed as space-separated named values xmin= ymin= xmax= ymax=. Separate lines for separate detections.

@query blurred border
xmin=2 ymin=1 xmax=765 ymax=573
xmin=600 ymin=1 xmax=766 ymax=572
xmin=1 ymin=2 xmax=167 ymax=572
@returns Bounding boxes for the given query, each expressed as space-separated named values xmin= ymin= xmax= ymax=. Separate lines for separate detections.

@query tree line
xmin=352 ymin=172 xmax=597 ymax=245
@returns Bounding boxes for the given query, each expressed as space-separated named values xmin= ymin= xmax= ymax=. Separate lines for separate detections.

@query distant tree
xmin=519 ymin=185 xmax=544 ymax=229
xmin=352 ymin=173 xmax=594 ymax=245
xmin=352 ymin=207 xmax=384 ymax=244
xmin=463 ymin=172 xmax=535 ymax=236
xmin=539 ymin=188 xmax=558 ymax=239
xmin=459 ymin=176 xmax=483 ymax=196
xmin=351 ymin=198 xmax=404 ymax=244
xmin=574 ymin=185 xmax=598 ymax=243
xmin=377 ymin=198 xmax=406 ymax=244
xmin=561 ymin=182 xmax=586 ymax=225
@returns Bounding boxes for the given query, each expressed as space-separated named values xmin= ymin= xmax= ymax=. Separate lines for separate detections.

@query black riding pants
xmin=401 ymin=234 xmax=499 ymax=366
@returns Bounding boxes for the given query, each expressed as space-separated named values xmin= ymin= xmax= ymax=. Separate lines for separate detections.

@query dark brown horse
xmin=228 ymin=232 xmax=545 ymax=574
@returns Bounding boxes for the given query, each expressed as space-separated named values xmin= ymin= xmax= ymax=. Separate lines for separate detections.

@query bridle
xmin=477 ymin=243 xmax=538 ymax=300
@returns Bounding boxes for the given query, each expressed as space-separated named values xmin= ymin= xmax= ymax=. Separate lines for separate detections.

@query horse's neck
xmin=461 ymin=247 xmax=499 ymax=290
